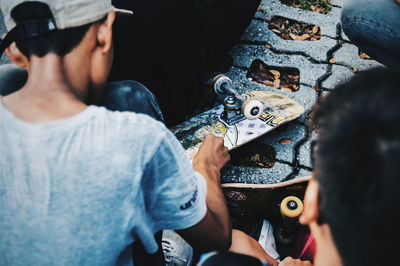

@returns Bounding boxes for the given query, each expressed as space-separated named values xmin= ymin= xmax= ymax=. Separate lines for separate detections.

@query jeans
xmin=0 ymin=64 xmax=164 ymax=122
xmin=341 ymin=0 xmax=400 ymax=70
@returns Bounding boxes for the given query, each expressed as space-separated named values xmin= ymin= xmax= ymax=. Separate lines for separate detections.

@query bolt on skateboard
xmin=172 ymin=74 xmax=305 ymax=159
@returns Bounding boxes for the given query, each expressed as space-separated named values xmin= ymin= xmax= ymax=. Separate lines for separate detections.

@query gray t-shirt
xmin=0 ymin=102 xmax=207 ymax=266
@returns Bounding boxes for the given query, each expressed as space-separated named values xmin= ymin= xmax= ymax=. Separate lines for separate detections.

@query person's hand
xmin=193 ymin=134 xmax=230 ymax=182
xmin=279 ymin=257 xmax=313 ymax=266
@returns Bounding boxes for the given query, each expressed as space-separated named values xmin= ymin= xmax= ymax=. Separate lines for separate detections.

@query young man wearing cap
xmin=0 ymin=1 xmax=232 ymax=265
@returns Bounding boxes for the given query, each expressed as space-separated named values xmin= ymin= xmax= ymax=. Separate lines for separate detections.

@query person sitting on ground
xmin=341 ymin=0 xmax=400 ymax=70
xmin=0 ymin=1 xmax=232 ymax=265
xmin=201 ymin=67 xmax=400 ymax=266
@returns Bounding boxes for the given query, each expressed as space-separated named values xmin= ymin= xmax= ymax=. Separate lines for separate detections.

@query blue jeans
xmin=341 ymin=0 xmax=400 ymax=70
xmin=0 ymin=64 xmax=164 ymax=121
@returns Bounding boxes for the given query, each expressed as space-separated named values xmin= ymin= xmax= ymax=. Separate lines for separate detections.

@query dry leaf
xmin=272 ymin=29 xmax=281 ymax=33
xmin=292 ymin=85 xmax=299 ymax=90
xmin=281 ymin=87 xmax=292 ymax=92
xmin=351 ymin=67 xmax=359 ymax=73
xmin=265 ymin=43 xmax=272 ymax=49
xmin=257 ymin=6 xmax=263 ymax=11
xmin=359 ymin=52 xmax=371 ymax=59
xmin=279 ymin=139 xmax=293 ymax=145
xmin=290 ymin=33 xmax=310 ymax=41
xmin=250 ymin=154 xmax=261 ymax=162
xmin=329 ymin=59 xmax=337 ymax=64
xmin=312 ymin=25 xmax=319 ymax=34
xmin=263 ymin=80 xmax=274 ymax=87
xmin=273 ymin=79 xmax=281 ymax=88
xmin=311 ymin=5 xmax=317 ymax=11
xmin=269 ymin=70 xmax=281 ymax=78
xmin=312 ymin=85 xmax=322 ymax=91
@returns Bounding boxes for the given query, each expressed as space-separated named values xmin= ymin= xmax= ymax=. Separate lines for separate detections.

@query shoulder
xmin=93 ymin=106 xmax=168 ymax=138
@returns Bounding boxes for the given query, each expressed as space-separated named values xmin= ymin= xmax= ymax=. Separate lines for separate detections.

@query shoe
xmin=162 ymin=230 xmax=193 ymax=266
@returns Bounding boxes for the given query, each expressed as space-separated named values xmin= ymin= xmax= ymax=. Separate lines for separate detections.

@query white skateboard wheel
xmin=213 ymin=75 xmax=232 ymax=95
xmin=242 ymin=99 xmax=263 ymax=120
xmin=280 ymin=196 xmax=303 ymax=218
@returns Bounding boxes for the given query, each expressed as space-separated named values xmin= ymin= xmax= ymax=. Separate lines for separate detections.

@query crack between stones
xmin=237 ymin=40 xmax=331 ymax=65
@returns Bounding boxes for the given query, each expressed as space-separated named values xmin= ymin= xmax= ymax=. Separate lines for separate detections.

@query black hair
xmin=10 ymin=2 xmax=92 ymax=57
xmin=310 ymin=67 xmax=400 ymax=266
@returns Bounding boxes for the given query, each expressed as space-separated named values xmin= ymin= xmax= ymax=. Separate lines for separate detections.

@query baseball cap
xmin=0 ymin=0 xmax=133 ymax=54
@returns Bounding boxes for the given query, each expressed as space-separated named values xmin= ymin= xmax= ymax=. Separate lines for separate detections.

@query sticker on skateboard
xmin=172 ymin=75 xmax=305 ymax=159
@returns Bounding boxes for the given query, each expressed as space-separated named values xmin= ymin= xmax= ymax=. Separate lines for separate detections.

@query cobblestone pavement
xmin=215 ymin=0 xmax=382 ymax=184
xmin=0 ymin=1 xmax=383 ymax=184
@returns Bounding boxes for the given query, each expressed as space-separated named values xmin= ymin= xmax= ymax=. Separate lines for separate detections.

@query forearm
xmin=192 ymin=163 xmax=232 ymax=249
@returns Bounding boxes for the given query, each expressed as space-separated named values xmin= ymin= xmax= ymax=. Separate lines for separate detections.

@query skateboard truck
xmin=213 ymin=75 xmax=264 ymax=126
xmin=276 ymin=196 xmax=304 ymax=245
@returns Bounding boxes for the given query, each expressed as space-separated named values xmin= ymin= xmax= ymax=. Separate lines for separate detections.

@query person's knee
xmin=102 ymin=80 xmax=164 ymax=121
xmin=105 ymin=80 xmax=155 ymax=105
xmin=341 ymin=0 xmax=400 ymax=42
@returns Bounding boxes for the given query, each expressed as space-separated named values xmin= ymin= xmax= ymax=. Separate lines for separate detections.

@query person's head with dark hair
xmin=300 ymin=67 xmax=400 ymax=266
xmin=10 ymin=2 xmax=93 ymax=58
xmin=0 ymin=0 xmax=131 ymax=106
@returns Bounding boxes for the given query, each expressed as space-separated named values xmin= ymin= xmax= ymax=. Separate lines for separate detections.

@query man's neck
xmin=2 ymin=55 xmax=89 ymax=123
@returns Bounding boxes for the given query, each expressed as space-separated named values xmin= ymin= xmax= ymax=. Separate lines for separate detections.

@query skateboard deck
xmin=172 ymin=90 xmax=305 ymax=160
xmin=223 ymin=176 xmax=312 ymax=258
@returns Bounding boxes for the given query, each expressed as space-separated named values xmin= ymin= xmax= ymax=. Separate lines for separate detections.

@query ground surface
xmin=0 ymin=1 xmax=382 ymax=184
xmin=204 ymin=0 xmax=382 ymax=184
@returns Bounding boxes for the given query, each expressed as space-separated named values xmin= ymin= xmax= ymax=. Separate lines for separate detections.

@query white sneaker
xmin=162 ymin=230 xmax=193 ymax=266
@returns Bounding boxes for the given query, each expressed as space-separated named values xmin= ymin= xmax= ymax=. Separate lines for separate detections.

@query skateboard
xmin=222 ymin=176 xmax=312 ymax=258
xmin=172 ymin=75 xmax=305 ymax=160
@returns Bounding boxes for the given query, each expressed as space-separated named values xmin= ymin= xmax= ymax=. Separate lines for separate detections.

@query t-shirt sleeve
xmin=141 ymin=128 xmax=207 ymax=231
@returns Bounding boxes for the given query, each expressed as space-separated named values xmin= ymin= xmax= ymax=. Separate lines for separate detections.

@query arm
xmin=177 ymin=134 xmax=232 ymax=252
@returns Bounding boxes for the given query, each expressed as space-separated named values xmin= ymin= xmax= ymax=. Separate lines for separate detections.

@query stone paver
xmin=217 ymin=0 xmax=382 ymax=183
xmin=0 ymin=1 xmax=383 ymax=184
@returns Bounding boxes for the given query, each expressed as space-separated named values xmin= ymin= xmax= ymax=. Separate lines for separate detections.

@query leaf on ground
xmin=263 ymin=80 xmax=274 ymax=87
xmin=351 ymin=67 xmax=359 ymax=73
xmin=250 ymin=154 xmax=261 ymax=162
xmin=312 ymin=25 xmax=319 ymax=34
xmin=312 ymin=85 xmax=322 ymax=91
xmin=279 ymin=139 xmax=293 ymax=145
xmin=265 ymin=43 xmax=272 ymax=49
xmin=273 ymin=79 xmax=281 ymax=88
xmin=281 ymin=87 xmax=293 ymax=92
xmin=269 ymin=70 xmax=281 ymax=78
xmin=329 ymin=58 xmax=337 ymax=64
xmin=359 ymin=52 xmax=371 ymax=59
xmin=289 ymin=33 xmax=310 ymax=41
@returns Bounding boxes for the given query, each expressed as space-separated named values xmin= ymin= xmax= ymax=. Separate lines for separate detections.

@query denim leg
xmin=0 ymin=64 xmax=28 ymax=96
xmin=101 ymin=80 xmax=164 ymax=122
xmin=0 ymin=65 xmax=163 ymax=122
xmin=341 ymin=0 xmax=400 ymax=70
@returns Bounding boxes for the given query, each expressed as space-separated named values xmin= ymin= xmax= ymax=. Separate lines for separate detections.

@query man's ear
xmin=5 ymin=43 xmax=28 ymax=68
xmin=299 ymin=178 xmax=320 ymax=225
xmin=96 ymin=11 xmax=116 ymax=53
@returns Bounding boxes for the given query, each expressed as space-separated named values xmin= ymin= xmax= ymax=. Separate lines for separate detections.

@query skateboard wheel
xmin=242 ymin=99 xmax=263 ymax=120
xmin=280 ymin=196 xmax=303 ymax=218
xmin=212 ymin=74 xmax=232 ymax=95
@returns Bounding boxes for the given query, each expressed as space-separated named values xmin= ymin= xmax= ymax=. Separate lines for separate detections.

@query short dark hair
xmin=310 ymin=67 xmax=400 ymax=266
xmin=11 ymin=2 xmax=92 ymax=57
